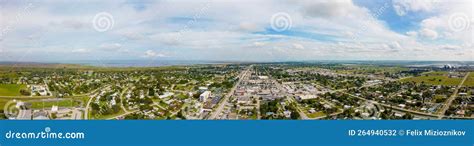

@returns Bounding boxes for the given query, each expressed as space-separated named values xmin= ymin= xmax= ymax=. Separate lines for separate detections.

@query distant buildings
xmin=283 ymin=111 xmax=292 ymax=118
xmin=30 ymin=85 xmax=49 ymax=96
xmin=295 ymin=95 xmax=317 ymax=101
xmin=200 ymin=91 xmax=211 ymax=102
xmin=159 ymin=92 xmax=175 ymax=99
xmin=237 ymin=96 xmax=252 ymax=104
xmin=51 ymin=105 xmax=58 ymax=112
xmin=198 ymin=87 xmax=208 ymax=92
xmin=258 ymin=76 xmax=269 ymax=80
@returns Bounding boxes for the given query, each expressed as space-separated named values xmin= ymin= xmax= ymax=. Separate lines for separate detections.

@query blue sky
xmin=0 ymin=0 xmax=472 ymax=62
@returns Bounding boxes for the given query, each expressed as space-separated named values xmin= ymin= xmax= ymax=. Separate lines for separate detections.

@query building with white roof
xmin=199 ymin=91 xmax=211 ymax=102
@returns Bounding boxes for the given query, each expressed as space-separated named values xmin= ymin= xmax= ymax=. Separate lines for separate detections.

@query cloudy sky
xmin=0 ymin=0 xmax=473 ymax=62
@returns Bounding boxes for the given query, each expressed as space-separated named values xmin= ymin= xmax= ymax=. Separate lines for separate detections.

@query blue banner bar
xmin=0 ymin=120 xmax=472 ymax=146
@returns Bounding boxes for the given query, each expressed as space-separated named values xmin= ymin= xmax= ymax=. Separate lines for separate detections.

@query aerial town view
xmin=0 ymin=61 xmax=473 ymax=120
xmin=0 ymin=0 xmax=472 ymax=121
xmin=1 ymin=1 xmax=473 ymax=146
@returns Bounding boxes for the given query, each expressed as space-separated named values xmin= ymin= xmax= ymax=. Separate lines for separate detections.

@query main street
xmin=260 ymin=66 xmax=310 ymax=119
xmin=207 ymin=65 xmax=252 ymax=119
xmin=438 ymin=72 xmax=470 ymax=119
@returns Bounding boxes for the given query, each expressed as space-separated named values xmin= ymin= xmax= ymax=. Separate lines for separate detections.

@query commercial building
xmin=200 ymin=91 xmax=211 ymax=102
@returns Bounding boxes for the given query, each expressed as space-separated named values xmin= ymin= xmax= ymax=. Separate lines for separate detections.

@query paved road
xmin=332 ymin=72 xmax=474 ymax=120
xmin=285 ymin=96 xmax=309 ymax=119
xmin=106 ymin=110 xmax=138 ymax=120
xmin=437 ymin=72 xmax=470 ymax=118
xmin=260 ymin=66 xmax=310 ymax=119
xmin=207 ymin=65 xmax=252 ymax=119
xmin=84 ymin=86 xmax=111 ymax=119
xmin=340 ymin=90 xmax=474 ymax=119
xmin=119 ymin=87 xmax=130 ymax=113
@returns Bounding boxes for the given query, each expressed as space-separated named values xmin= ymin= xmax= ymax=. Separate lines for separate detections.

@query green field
xmin=0 ymin=84 xmax=27 ymax=96
xmin=462 ymin=72 xmax=474 ymax=87
xmin=30 ymin=99 xmax=80 ymax=109
xmin=0 ymin=96 xmax=88 ymax=109
xmin=93 ymin=109 xmax=125 ymax=120
xmin=401 ymin=72 xmax=462 ymax=86
xmin=301 ymin=107 xmax=326 ymax=118
xmin=0 ymin=98 xmax=42 ymax=109
xmin=306 ymin=111 xmax=326 ymax=118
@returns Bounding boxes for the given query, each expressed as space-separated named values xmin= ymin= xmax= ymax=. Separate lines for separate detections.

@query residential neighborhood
xmin=1 ymin=62 xmax=473 ymax=120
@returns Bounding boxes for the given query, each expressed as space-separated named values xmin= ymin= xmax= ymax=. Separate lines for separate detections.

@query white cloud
xmin=392 ymin=0 xmax=435 ymax=16
xmin=293 ymin=43 xmax=305 ymax=50
xmin=0 ymin=0 xmax=471 ymax=61
xmin=71 ymin=48 xmax=90 ymax=53
xmin=60 ymin=19 xmax=86 ymax=30
xmin=386 ymin=41 xmax=403 ymax=51
xmin=405 ymin=0 xmax=472 ymax=45
xmin=238 ymin=22 xmax=261 ymax=32
xmin=421 ymin=17 xmax=442 ymax=29
xmin=253 ymin=42 xmax=266 ymax=47
xmin=143 ymin=50 xmax=166 ymax=58
xmin=406 ymin=31 xmax=418 ymax=37
xmin=99 ymin=43 xmax=122 ymax=50
xmin=439 ymin=44 xmax=461 ymax=51
xmin=419 ymin=28 xmax=439 ymax=40
xmin=298 ymin=0 xmax=364 ymax=18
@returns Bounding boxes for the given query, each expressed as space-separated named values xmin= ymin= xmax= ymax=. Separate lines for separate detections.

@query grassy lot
xmin=335 ymin=66 xmax=408 ymax=75
xmin=153 ymin=98 xmax=169 ymax=109
xmin=462 ymin=72 xmax=474 ymax=87
xmin=305 ymin=111 xmax=326 ymax=118
xmin=93 ymin=109 xmax=125 ymax=120
xmin=0 ymin=96 xmax=89 ymax=110
xmin=30 ymin=99 xmax=81 ymax=109
xmin=69 ymin=96 xmax=90 ymax=107
xmin=432 ymin=95 xmax=447 ymax=103
xmin=0 ymin=84 xmax=27 ymax=96
xmin=300 ymin=107 xmax=326 ymax=118
xmin=0 ymin=96 xmax=56 ymax=108
xmin=401 ymin=72 xmax=462 ymax=86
